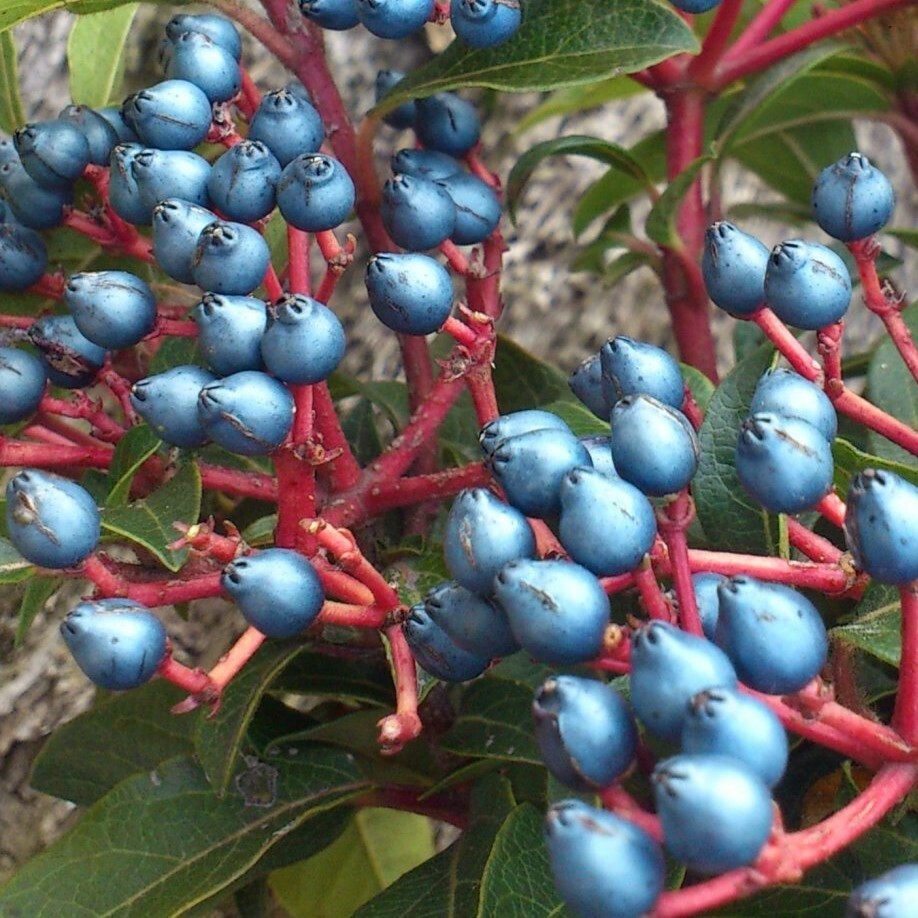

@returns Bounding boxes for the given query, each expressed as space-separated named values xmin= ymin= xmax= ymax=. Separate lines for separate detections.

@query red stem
xmin=319 ymin=600 xmax=387 ymax=629
xmin=363 ymin=462 xmax=491 ymax=517
xmin=82 ymin=555 xmax=224 ymax=607
xmin=725 ymin=0 xmax=798 ymax=63
xmin=634 ymin=560 xmax=673 ymax=621
xmin=287 ymin=226 xmax=312 ymax=296
xmin=893 ymin=582 xmax=918 ymax=745
xmin=660 ymin=494 xmax=704 ymax=635
xmin=786 ymin=518 xmax=844 ymax=564
xmin=312 ymin=382 xmax=362 ymax=491
xmin=377 ymin=624 xmax=423 ymax=754
xmin=209 ymin=626 xmax=267 ymax=691
xmin=688 ymin=0 xmax=745 ymax=83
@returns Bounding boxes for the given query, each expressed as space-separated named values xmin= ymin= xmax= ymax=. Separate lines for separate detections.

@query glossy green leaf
xmin=0 ymin=29 xmax=24 ymax=133
xmin=492 ymin=335 xmax=570 ymax=412
xmin=195 ymin=642 xmax=309 ymax=796
xmin=240 ymin=513 xmax=277 ymax=547
xmin=101 ymin=458 xmax=201 ymax=571
xmin=681 ymin=363 xmax=715 ymax=414
xmin=270 ymin=648 xmax=395 ymax=708
xmin=507 ymin=135 xmax=655 ymax=223
xmin=67 ymin=4 xmax=137 ymax=106
xmin=0 ymin=535 xmax=33 ymax=583
xmin=866 ymin=303 xmax=918 ymax=466
xmin=542 ymin=399 xmax=608 ymax=437
xmin=0 ymin=0 xmax=164 ymax=32
xmin=105 ymin=425 xmax=162 ymax=507
xmin=645 ymin=155 xmax=712 ymax=247
xmin=14 ymin=573 xmax=61 ymax=646
xmin=270 ymin=808 xmax=436 ymax=918
xmin=330 ymin=375 xmax=410 ymax=430
xmin=832 ymin=438 xmax=918 ymax=499
xmin=372 ymin=0 xmax=696 ymax=109
xmin=30 ymin=680 xmax=197 ymax=805
xmin=831 ymin=583 xmax=902 ymax=668
xmin=148 ymin=334 xmax=200 ymax=375
xmin=695 ymin=343 xmax=782 ymax=554
xmin=0 ymin=748 xmax=370 ymax=917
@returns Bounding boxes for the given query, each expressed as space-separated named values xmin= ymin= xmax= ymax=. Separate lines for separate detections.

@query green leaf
xmin=0 ymin=29 xmax=24 ymax=133
xmin=506 ymin=135 xmax=655 ymax=222
xmin=695 ymin=343 xmax=782 ymax=554
xmin=371 ymin=0 xmax=696 ymax=110
xmin=645 ymin=155 xmax=712 ymax=247
xmin=832 ymin=438 xmax=918 ymax=499
xmin=831 ymin=582 xmax=901 ymax=668
xmin=105 ymin=425 xmax=162 ymax=507
xmin=0 ymin=748 xmax=370 ymax=917
xmin=196 ymin=642 xmax=308 ymax=797
xmin=240 ymin=513 xmax=277 ymax=547
xmin=492 ymin=335 xmax=571 ymax=412
xmin=0 ymin=0 xmax=157 ymax=32
xmin=0 ymin=535 xmax=33 ymax=583
xmin=681 ymin=362 xmax=715 ymax=414
xmin=101 ymin=458 xmax=201 ymax=571
xmin=67 ymin=4 xmax=138 ymax=106
xmin=270 ymin=808 xmax=436 ymax=918
xmin=148 ymin=334 xmax=200 ymax=375
xmin=270 ymin=649 xmax=395 ymax=708
xmin=15 ymin=574 xmax=61 ymax=646
xmin=866 ymin=303 xmax=918 ymax=465
xmin=541 ymin=399 xmax=608 ymax=437
xmin=330 ymin=375 xmax=411 ymax=430
xmin=343 ymin=397 xmax=387 ymax=464
xmin=30 ymin=680 xmax=197 ymax=805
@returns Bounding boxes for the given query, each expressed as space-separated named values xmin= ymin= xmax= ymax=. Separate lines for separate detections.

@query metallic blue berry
xmin=0 ymin=222 xmax=48 ymax=290
xmin=300 ymin=0 xmax=360 ymax=30
xmin=403 ymin=604 xmax=490 ymax=682
xmin=451 ymin=0 xmax=522 ymax=48
xmin=276 ymin=153 xmax=355 ymax=232
xmin=414 ymin=93 xmax=481 ymax=157
xmin=64 ymin=270 xmax=157 ymax=350
xmin=193 ymin=293 xmax=267 ymax=375
xmin=391 ymin=148 xmax=461 ymax=181
xmin=846 ymin=864 xmax=918 ymax=918
xmin=423 ymin=580 xmax=518 ymax=658
xmin=207 ymin=140 xmax=281 ymax=223
xmin=375 ymin=71 xmax=417 ymax=129
xmin=478 ymin=408 xmax=571 ymax=457
xmin=750 ymin=368 xmax=837 ymax=442
xmin=365 ymin=252 xmax=453 ymax=335
xmin=191 ymin=220 xmax=270 ymax=296
xmin=702 ymin=221 xmax=769 ymax=316
xmin=381 ymin=173 xmax=456 ymax=251
xmin=165 ymin=30 xmax=241 ymax=103
xmin=131 ymin=365 xmax=216 ymax=448
xmin=812 ymin=152 xmax=895 ymax=242
xmin=0 ymin=347 xmax=47 ymax=424
xmin=57 ymin=105 xmax=119 ymax=165
xmin=436 ymin=171 xmax=501 ymax=245
xmin=166 ymin=12 xmax=242 ymax=60
xmin=578 ymin=435 xmax=618 ymax=477
xmin=152 ymin=198 xmax=218 ymax=284
xmin=28 ymin=315 xmax=107 ymax=389
xmin=121 ymin=79 xmax=213 ymax=151
xmin=13 ymin=120 xmax=90 ymax=189
xmin=600 ymin=335 xmax=684 ymax=409
xmin=0 ymin=158 xmax=72 ymax=229
xmin=355 ymin=0 xmax=434 ymax=39
xmin=568 ymin=353 xmax=610 ymax=420
xmin=249 ymin=88 xmax=324 ymax=167
xmin=133 ymin=148 xmax=213 ymax=224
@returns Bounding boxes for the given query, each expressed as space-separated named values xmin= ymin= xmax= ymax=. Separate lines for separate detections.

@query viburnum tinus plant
xmin=0 ymin=0 xmax=917 ymax=915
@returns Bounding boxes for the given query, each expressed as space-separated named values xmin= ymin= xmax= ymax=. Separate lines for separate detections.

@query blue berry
xmin=96 ymin=108 xmax=139 ymax=144
xmin=166 ymin=12 xmax=242 ymax=60
xmin=133 ymin=148 xmax=213 ymax=223
xmin=478 ymin=408 xmax=571 ymax=457
xmin=365 ymin=252 xmax=454 ymax=335
xmin=578 ymin=435 xmax=617 ymax=477
xmin=629 ymin=620 xmax=737 ymax=742
xmin=611 ymin=394 xmax=698 ymax=496
xmin=422 ymin=580 xmax=518 ymax=658
xmin=451 ymin=0 xmax=522 ymax=48
xmin=165 ymin=30 xmax=241 ymax=103
xmin=131 ymin=365 xmax=217 ymax=448
xmin=691 ymin=571 xmax=726 ymax=640
xmin=121 ymin=79 xmax=213 ymax=151
xmin=669 ymin=0 xmax=723 ymax=11
xmin=152 ymin=198 xmax=218 ymax=284
xmin=64 ymin=270 xmax=156 ymax=350
xmin=403 ymin=604 xmax=490 ymax=682
xmin=355 ymin=0 xmax=434 ymax=39
xmin=764 ymin=239 xmax=852 ymax=329
xmin=0 ymin=222 xmax=48 ymax=290
xmin=443 ymin=487 xmax=535 ymax=596
xmin=736 ymin=412 xmax=833 ymax=513
xmin=0 ymin=347 xmax=46 ymax=424
xmin=260 ymin=294 xmax=346 ymax=384
xmin=487 ymin=426 xmax=592 ymax=519
xmin=57 ymin=105 xmax=119 ymax=165
xmin=492 ymin=559 xmax=609 ymax=665
xmin=375 ymin=71 xmax=417 ymax=130
xmin=846 ymin=864 xmax=918 ymax=918
xmin=197 ymin=371 xmax=294 ymax=456
xmin=558 ymin=466 xmax=656 ymax=576
xmin=191 ymin=220 xmax=270 ymax=296
xmin=300 ymin=0 xmax=360 ymax=30
xmin=682 ymin=686 xmax=788 ymax=787
xmin=414 ymin=93 xmax=481 ymax=157
xmin=600 ymin=335 xmax=684 ymax=410
xmin=715 ymin=576 xmax=828 ymax=694
xmin=222 ymin=549 xmax=325 ymax=638
xmin=207 ymin=140 xmax=281 ymax=223
xmin=812 ymin=152 xmax=895 ymax=242
xmin=5 ymin=469 xmax=101 ymax=568
xmin=61 ymin=598 xmax=167 ymax=690
xmin=844 ymin=469 xmax=918 ymax=584
xmin=436 ymin=171 xmax=501 ymax=245
xmin=106 ymin=143 xmax=148 ymax=225
xmin=192 ymin=293 xmax=267 ymax=375
xmin=545 ymin=800 xmax=665 ymax=918
xmin=28 ymin=315 xmax=107 ymax=389
xmin=13 ymin=120 xmax=90 ymax=189
xmin=533 ymin=675 xmax=637 ymax=790
xmin=249 ymin=88 xmax=324 ymax=167
xmin=0 ymin=158 xmax=72 ymax=229
xmin=381 ymin=173 xmax=456 ymax=251
xmin=702 ymin=222 xmax=769 ymax=316
xmin=653 ymin=754 xmax=773 ymax=873
xmin=750 ymin=368 xmax=837 ymax=442
xmin=568 ymin=353 xmax=610 ymax=420
xmin=391 ymin=148 xmax=461 ymax=181
xmin=276 ymin=153 xmax=355 ymax=232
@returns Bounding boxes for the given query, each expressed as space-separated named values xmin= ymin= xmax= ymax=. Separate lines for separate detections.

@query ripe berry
xmin=442 ymin=487 xmax=535 ymax=596
xmin=568 ymin=353 xmax=609 ymax=420
xmin=164 ymin=30 xmax=241 ymax=104
xmin=106 ymin=143 xmax=149 ymax=225
xmin=5 ymin=469 xmax=101 ymax=568
xmin=403 ymin=604 xmax=490 ymax=682
xmin=28 ymin=314 xmax=107 ymax=388
xmin=0 ymin=222 xmax=48 ymax=290
xmin=690 ymin=570 xmax=726 ymax=640
xmin=545 ymin=799 xmax=665 ymax=918
xmin=121 ymin=79 xmax=213 ymax=151
xmin=152 ymin=198 xmax=218 ymax=284
xmin=629 ymin=620 xmax=737 ymax=742
xmin=599 ymin=335 xmax=684 ymax=410
xmin=845 ymin=469 xmax=918 ymax=584
xmin=533 ymin=675 xmax=637 ymax=790
xmin=365 ymin=252 xmax=454 ymax=335
xmin=131 ymin=365 xmax=216 ymax=448
xmin=197 ymin=371 xmax=294 ymax=455
xmin=669 ymin=0 xmax=723 ymax=11
xmin=193 ymin=293 xmax=267 ymax=375
xmin=558 ymin=466 xmax=656 ymax=576
xmin=451 ymin=0 xmax=522 ymax=48
xmin=414 ymin=93 xmax=481 ymax=157
xmin=61 ymin=598 xmax=167 ymax=691
xmin=812 ymin=152 xmax=895 ymax=242
xmin=64 ymin=270 xmax=157 ymax=350
xmin=610 ymin=394 xmax=699 ymax=496
xmin=682 ymin=686 xmax=788 ymax=787
xmin=166 ymin=12 xmax=242 ymax=60
xmin=578 ymin=435 xmax=618 ymax=478
xmin=715 ymin=576 xmax=828 ymax=694
xmin=0 ymin=347 xmax=47 ymax=424
xmin=749 ymin=368 xmax=837 ymax=442
xmin=492 ymin=559 xmax=609 ymax=665
xmin=260 ymin=294 xmax=346 ymax=384
xmin=207 ymin=140 xmax=281 ymax=223
xmin=222 ymin=548 xmax=325 ymax=637
xmin=249 ymin=87 xmax=324 ymax=167
xmin=735 ymin=412 xmax=834 ymax=513
xmin=13 ymin=120 xmax=90 ymax=189
xmin=846 ymin=864 xmax=918 ymax=918
xmin=375 ymin=71 xmax=417 ymax=129
xmin=764 ymin=240 xmax=852 ymax=330
xmin=57 ymin=105 xmax=119 ymax=165
xmin=299 ymin=0 xmax=360 ymax=30
xmin=355 ymin=0 xmax=434 ymax=39
xmin=0 ymin=158 xmax=72 ymax=229
xmin=422 ymin=580 xmax=518 ymax=658
xmin=191 ymin=220 xmax=270 ymax=296
xmin=391 ymin=148 xmax=461 ymax=181
xmin=381 ymin=173 xmax=457 ymax=251
xmin=96 ymin=107 xmax=139 ymax=144
xmin=132 ymin=148 xmax=213 ymax=223
xmin=652 ymin=754 xmax=773 ymax=873
xmin=277 ymin=153 xmax=355 ymax=232
xmin=478 ymin=409 xmax=572 ymax=457
xmin=436 ymin=171 xmax=501 ymax=245
xmin=702 ymin=222 xmax=769 ymax=316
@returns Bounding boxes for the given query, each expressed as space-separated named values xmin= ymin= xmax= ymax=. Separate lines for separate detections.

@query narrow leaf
xmin=492 ymin=335 xmax=571 ymax=412
xmin=0 ymin=535 xmax=33 ymax=583
xmin=0 ymin=0 xmax=155 ymax=32
xmin=831 ymin=583 xmax=901 ymax=668
xmin=0 ymin=29 xmax=24 ymax=132
xmin=105 ymin=425 xmax=162 ymax=507
xmin=67 ymin=4 xmax=138 ymax=106
xmin=645 ymin=155 xmax=711 ymax=247
xmin=15 ymin=574 xmax=61 ymax=646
